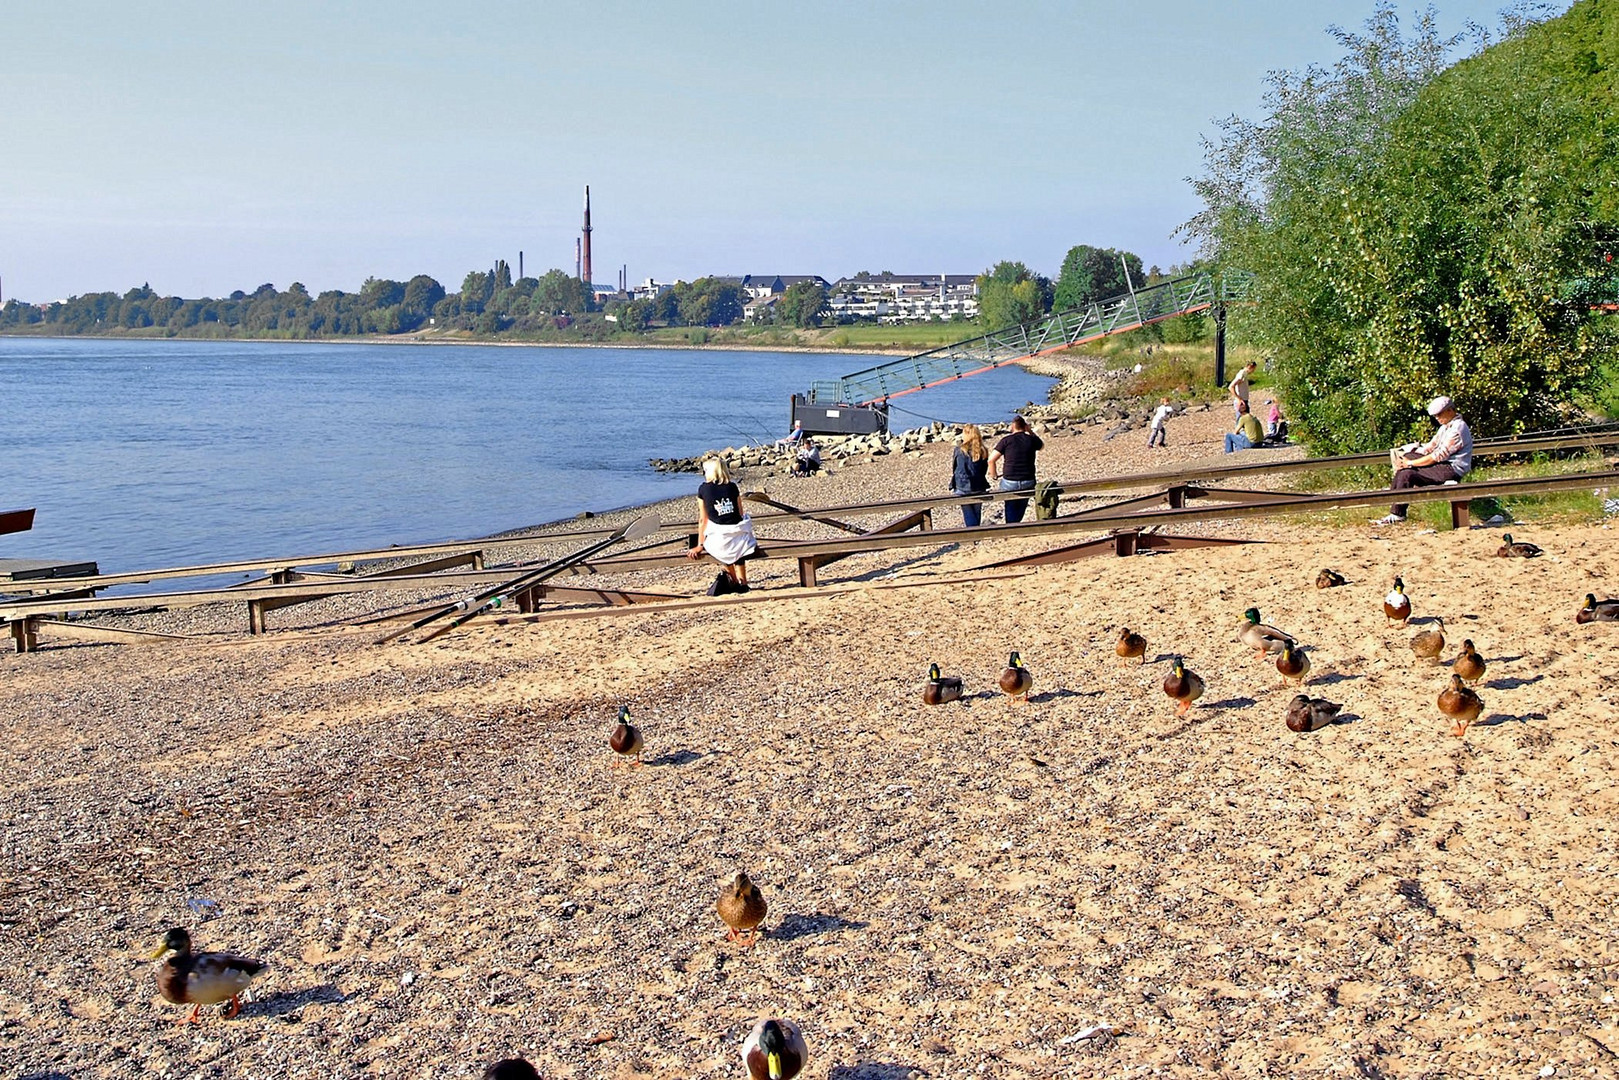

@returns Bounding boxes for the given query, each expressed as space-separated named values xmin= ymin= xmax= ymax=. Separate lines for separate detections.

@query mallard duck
xmin=1410 ymin=616 xmax=1446 ymax=664
xmin=483 ymin=1061 xmax=540 ymax=1080
xmin=717 ymin=871 xmax=767 ymax=946
xmin=1383 ymin=577 xmax=1412 ymax=626
xmin=1115 ymin=627 xmax=1147 ymax=666
xmin=1576 ymin=594 xmax=1619 ymax=624
xmin=1162 ymin=657 xmax=1205 ymax=716
xmin=1438 ymin=673 xmax=1483 ymax=737
xmin=742 ymin=1018 xmax=808 ymax=1080
xmin=609 ymin=704 xmax=643 ymax=767
xmin=1316 ymin=569 xmax=1347 ymax=589
xmin=1495 ymin=533 xmax=1543 ymax=558
xmin=998 ymin=652 xmax=1033 ymax=703
xmin=1453 ymin=639 xmax=1486 ymax=685
xmin=148 ymin=927 xmax=266 ymax=1024
xmin=922 ymin=663 xmax=964 ymax=705
xmin=1285 ymin=694 xmax=1342 ymax=732
xmin=1238 ymin=608 xmax=1295 ymax=659
xmin=1275 ymin=640 xmax=1311 ymax=686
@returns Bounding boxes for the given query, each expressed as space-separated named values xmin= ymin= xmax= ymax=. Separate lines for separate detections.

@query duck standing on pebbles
xmin=717 ymin=871 xmax=768 ymax=947
xmin=742 ymin=1018 xmax=808 ymax=1080
xmin=999 ymin=652 xmax=1033 ymax=703
xmin=922 ymin=663 xmax=964 ymax=705
xmin=1316 ymin=569 xmax=1347 ymax=589
xmin=1115 ymin=628 xmax=1148 ymax=666
xmin=1576 ymin=594 xmax=1619 ymax=624
xmin=1439 ymin=674 xmax=1483 ymax=737
xmin=1453 ymin=640 xmax=1486 ymax=684
xmin=1495 ymin=534 xmax=1543 ymax=558
xmin=1285 ymin=694 xmax=1342 ymax=732
xmin=1384 ymin=578 xmax=1412 ymax=626
xmin=1275 ymin=640 xmax=1312 ymax=687
xmin=1238 ymin=608 xmax=1295 ymax=660
xmin=609 ymin=705 xmax=644 ymax=767
xmin=148 ymin=927 xmax=267 ymax=1024
xmin=1410 ymin=617 xmax=1446 ymax=664
xmin=1163 ymin=657 xmax=1205 ymax=716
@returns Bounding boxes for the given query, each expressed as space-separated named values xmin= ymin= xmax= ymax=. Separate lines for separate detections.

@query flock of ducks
xmin=139 ymin=529 xmax=1615 ymax=1078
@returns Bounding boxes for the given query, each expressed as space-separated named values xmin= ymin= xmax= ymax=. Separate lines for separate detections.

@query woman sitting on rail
xmin=687 ymin=457 xmax=757 ymax=593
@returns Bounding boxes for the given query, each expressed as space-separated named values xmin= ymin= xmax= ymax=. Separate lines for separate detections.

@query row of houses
xmin=620 ymin=272 xmax=981 ymax=324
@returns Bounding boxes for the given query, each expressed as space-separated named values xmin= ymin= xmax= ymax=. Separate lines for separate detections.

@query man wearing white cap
xmin=1376 ymin=396 xmax=1473 ymax=525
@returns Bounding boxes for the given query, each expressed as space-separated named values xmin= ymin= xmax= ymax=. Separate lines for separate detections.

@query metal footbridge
xmin=807 ymin=270 xmax=1252 ymax=407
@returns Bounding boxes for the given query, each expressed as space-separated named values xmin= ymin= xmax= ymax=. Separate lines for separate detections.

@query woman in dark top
xmin=951 ymin=423 xmax=991 ymax=527
xmin=687 ymin=457 xmax=757 ymax=591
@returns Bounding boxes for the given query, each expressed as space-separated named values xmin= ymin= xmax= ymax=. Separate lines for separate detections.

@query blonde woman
xmin=686 ymin=457 xmax=757 ymax=592
xmin=951 ymin=424 xmax=991 ymax=527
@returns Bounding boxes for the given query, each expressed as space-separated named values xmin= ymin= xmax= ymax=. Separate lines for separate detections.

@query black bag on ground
xmin=707 ymin=571 xmax=735 ymax=596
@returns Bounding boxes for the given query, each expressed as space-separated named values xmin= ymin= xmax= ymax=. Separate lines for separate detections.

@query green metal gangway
xmin=807 ymin=270 xmax=1252 ymax=406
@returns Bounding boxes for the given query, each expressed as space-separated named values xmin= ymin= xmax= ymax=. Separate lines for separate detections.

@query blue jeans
xmin=1000 ymin=478 xmax=1035 ymax=523
xmin=960 ymin=497 xmax=983 ymax=527
xmin=1224 ymin=432 xmax=1254 ymax=453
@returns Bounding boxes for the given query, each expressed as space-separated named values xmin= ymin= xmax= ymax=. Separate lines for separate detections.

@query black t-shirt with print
xmin=698 ymin=481 xmax=744 ymax=525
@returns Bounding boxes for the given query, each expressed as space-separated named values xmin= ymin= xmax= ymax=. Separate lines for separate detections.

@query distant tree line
xmin=973 ymin=248 xmax=1212 ymax=343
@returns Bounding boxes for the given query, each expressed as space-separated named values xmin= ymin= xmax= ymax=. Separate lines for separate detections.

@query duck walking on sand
xmin=1238 ymin=608 xmax=1295 ymax=660
xmin=999 ymin=652 xmax=1033 ymax=703
xmin=1115 ymin=628 xmax=1148 ymax=666
xmin=742 ymin=1018 xmax=808 ymax=1080
xmin=922 ymin=663 xmax=964 ymax=705
xmin=1285 ymin=694 xmax=1342 ymax=732
xmin=1576 ymin=594 xmax=1619 ymax=624
xmin=1495 ymin=533 xmax=1543 ymax=558
xmin=1384 ymin=578 xmax=1412 ymax=626
xmin=1410 ymin=617 xmax=1446 ymax=664
xmin=1316 ymin=569 xmax=1347 ymax=589
xmin=1275 ymin=641 xmax=1311 ymax=687
xmin=1439 ymin=674 xmax=1483 ymax=737
xmin=1453 ymin=640 xmax=1486 ymax=685
xmin=609 ymin=705 xmax=644 ymax=767
xmin=148 ymin=927 xmax=267 ymax=1024
xmin=1163 ymin=657 xmax=1205 ymax=717
xmin=717 ymin=871 xmax=768 ymax=947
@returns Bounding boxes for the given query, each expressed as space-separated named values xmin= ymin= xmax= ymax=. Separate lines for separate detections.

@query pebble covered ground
xmin=4 ymin=375 xmax=1618 ymax=1079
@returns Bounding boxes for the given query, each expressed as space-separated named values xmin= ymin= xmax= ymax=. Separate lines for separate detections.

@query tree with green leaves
xmin=975 ymin=261 xmax=1049 ymax=329
xmin=1184 ymin=0 xmax=1619 ymax=451
xmin=778 ymin=280 xmax=828 ymax=328
xmin=1053 ymin=245 xmax=1145 ymax=311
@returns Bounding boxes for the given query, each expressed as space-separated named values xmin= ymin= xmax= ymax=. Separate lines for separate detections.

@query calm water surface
xmin=0 ymin=337 xmax=1052 ymax=572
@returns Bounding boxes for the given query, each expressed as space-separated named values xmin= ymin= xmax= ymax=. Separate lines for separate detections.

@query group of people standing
xmin=949 ymin=416 xmax=1043 ymax=526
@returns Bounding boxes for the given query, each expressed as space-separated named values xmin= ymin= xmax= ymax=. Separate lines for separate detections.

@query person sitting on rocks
xmin=1376 ymin=396 xmax=1473 ymax=525
xmin=1223 ymin=399 xmax=1264 ymax=453
xmin=792 ymin=439 xmax=821 ymax=477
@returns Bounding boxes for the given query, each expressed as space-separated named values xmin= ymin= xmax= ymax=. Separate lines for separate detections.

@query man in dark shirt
xmin=987 ymin=416 xmax=1043 ymax=524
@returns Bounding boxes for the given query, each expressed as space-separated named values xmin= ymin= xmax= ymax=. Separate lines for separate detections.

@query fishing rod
xmin=376 ymin=513 xmax=661 ymax=645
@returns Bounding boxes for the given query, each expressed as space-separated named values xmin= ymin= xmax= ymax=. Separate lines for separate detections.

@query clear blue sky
xmin=0 ymin=0 xmax=1544 ymax=301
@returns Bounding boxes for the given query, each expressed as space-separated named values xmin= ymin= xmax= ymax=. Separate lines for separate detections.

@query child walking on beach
xmin=1147 ymin=398 xmax=1173 ymax=448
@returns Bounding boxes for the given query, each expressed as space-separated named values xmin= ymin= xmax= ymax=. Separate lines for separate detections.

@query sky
xmin=0 ymin=0 xmax=1551 ymax=302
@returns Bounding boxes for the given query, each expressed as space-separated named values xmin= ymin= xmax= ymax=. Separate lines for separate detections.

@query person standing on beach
xmin=1228 ymin=361 xmax=1257 ymax=421
xmin=951 ymin=424 xmax=991 ymax=527
xmin=687 ymin=458 xmax=757 ymax=591
xmin=987 ymin=416 xmax=1043 ymax=524
xmin=1147 ymin=398 xmax=1174 ymax=448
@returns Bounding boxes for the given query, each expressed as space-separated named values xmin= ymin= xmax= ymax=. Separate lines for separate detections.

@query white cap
xmin=1426 ymin=395 xmax=1453 ymax=417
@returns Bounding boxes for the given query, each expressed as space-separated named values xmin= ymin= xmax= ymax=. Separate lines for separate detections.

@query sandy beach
xmin=4 ymin=401 xmax=1618 ymax=1079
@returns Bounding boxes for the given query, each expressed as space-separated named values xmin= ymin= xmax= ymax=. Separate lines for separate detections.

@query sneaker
xmin=1374 ymin=514 xmax=1406 ymax=526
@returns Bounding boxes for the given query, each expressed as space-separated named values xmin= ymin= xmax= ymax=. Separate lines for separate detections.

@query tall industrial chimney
xmin=581 ymin=185 xmax=593 ymax=286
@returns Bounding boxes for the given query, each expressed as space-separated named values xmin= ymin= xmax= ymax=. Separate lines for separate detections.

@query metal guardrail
xmin=809 ymin=271 xmax=1252 ymax=406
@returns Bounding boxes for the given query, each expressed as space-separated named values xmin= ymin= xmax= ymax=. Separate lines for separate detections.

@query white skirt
xmin=705 ymin=516 xmax=757 ymax=565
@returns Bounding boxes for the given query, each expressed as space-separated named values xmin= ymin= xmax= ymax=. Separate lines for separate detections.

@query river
xmin=0 ymin=337 xmax=1053 ymax=573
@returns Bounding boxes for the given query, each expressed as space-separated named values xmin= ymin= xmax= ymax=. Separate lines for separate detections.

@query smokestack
xmin=581 ymin=185 xmax=593 ymax=286
xmin=519 ymin=251 xmax=524 ymax=280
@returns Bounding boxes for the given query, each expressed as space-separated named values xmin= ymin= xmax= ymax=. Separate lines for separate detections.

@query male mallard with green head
xmin=1577 ymin=594 xmax=1619 ymax=624
xmin=922 ymin=663 xmax=964 ymax=705
xmin=148 ymin=927 xmax=266 ymax=1024
xmin=609 ymin=705 xmax=643 ymax=767
xmin=1162 ymin=657 xmax=1205 ymax=716
xmin=1238 ymin=608 xmax=1294 ymax=659
xmin=1285 ymin=694 xmax=1342 ymax=732
xmin=1275 ymin=640 xmax=1311 ymax=687
xmin=1494 ymin=533 xmax=1543 ymax=558
xmin=1384 ymin=578 xmax=1412 ymax=626
xmin=998 ymin=652 xmax=1033 ymax=703
xmin=742 ymin=1018 xmax=808 ymax=1080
